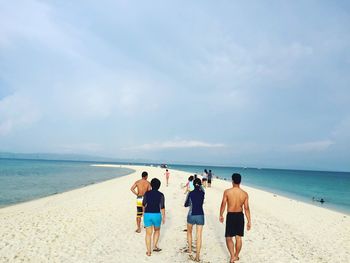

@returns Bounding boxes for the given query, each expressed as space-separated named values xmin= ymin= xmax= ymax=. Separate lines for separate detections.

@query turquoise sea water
xmin=1 ymin=158 xmax=349 ymax=214
xmin=168 ymin=164 xmax=350 ymax=214
xmin=0 ymin=159 xmax=133 ymax=208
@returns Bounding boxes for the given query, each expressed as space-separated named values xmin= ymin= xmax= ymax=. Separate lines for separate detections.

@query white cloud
xmin=0 ymin=93 xmax=41 ymax=135
xmin=0 ymin=0 xmax=80 ymax=57
xmin=125 ymin=139 xmax=225 ymax=151
xmin=287 ymin=140 xmax=334 ymax=153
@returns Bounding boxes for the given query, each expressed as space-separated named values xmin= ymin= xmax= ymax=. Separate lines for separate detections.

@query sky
xmin=0 ymin=0 xmax=350 ymax=171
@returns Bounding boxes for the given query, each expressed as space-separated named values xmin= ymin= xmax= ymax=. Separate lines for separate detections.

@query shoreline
xmin=1 ymin=164 xmax=348 ymax=216
xmin=2 ymin=159 xmax=349 ymax=214
xmin=0 ymin=164 xmax=135 ymax=210
xmin=1 ymin=165 xmax=349 ymax=262
xmin=1 ymin=165 xmax=348 ymax=216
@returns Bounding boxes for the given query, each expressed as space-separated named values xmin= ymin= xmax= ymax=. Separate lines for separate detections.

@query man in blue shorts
xmin=142 ymin=178 xmax=165 ymax=256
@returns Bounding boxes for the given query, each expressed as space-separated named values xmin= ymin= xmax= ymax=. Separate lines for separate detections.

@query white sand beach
xmin=0 ymin=165 xmax=349 ymax=263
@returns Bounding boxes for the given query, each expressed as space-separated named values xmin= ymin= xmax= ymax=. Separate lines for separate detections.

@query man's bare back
xmin=131 ymin=179 xmax=151 ymax=197
xmin=225 ymin=187 xmax=248 ymax=213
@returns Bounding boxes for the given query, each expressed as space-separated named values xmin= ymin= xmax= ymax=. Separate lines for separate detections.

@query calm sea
xmin=0 ymin=158 xmax=133 ymax=208
xmin=1 ymin=159 xmax=349 ymax=214
xmin=168 ymin=164 xmax=350 ymax=214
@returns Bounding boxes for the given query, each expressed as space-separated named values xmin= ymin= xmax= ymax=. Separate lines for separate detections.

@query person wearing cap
xmin=184 ymin=178 xmax=205 ymax=262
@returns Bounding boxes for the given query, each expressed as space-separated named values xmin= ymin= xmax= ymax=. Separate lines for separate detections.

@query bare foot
xmin=233 ymin=255 xmax=240 ymax=261
xmin=135 ymin=228 xmax=141 ymax=233
xmin=146 ymin=251 xmax=151 ymax=256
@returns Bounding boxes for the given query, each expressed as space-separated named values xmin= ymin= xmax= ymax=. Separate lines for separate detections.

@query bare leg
xmin=187 ymin=224 xmax=193 ymax=254
xmin=234 ymin=236 xmax=242 ymax=260
xmin=136 ymin=217 xmax=141 ymax=233
xmin=153 ymin=228 xmax=161 ymax=250
xmin=145 ymin=227 xmax=153 ymax=256
xmin=195 ymin=225 xmax=203 ymax=261
xmin=225 ymin=237 xmax=235 ymax=262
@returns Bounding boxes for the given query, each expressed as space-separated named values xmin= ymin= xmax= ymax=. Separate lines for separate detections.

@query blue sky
xmin=0 ymin=0 xmax=349 ymax=171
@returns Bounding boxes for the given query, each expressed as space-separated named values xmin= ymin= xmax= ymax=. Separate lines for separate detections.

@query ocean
xmin=168 ymin=164 xmax=350 ymax=214
xmin=0 ymin=158 xmax=133 ymax=208
xmin=1 ymin=158 xmax=349 ymax=214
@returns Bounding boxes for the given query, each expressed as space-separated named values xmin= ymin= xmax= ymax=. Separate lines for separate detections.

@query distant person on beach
xmin=219 ymin=173 xmax=251 ymax=263
xmin=207 ymin=170 xmax=213 ymax=188
xmin=184 ymin=175 xmax=195 ymax=194
xmin=165 ymin=169 xmax=170 ymax=187
xmin=130 ymin=171 xmax=151 ymax=233
xmin=202 ymin=169 xmax=208 ymax=188
xmin=184 ymin=178 xmax=205 ymax=262
xmin=143 ymin=178 xmax=166 ymax=256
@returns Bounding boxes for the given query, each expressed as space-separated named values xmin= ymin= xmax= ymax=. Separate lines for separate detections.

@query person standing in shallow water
xmin=143 ymin=178 xmax=166 ymax=257
xmin=185 ymin=178 xmax=205 ymax=262
xmin=220 ymin=173 xmax=251 ymax=263
xmin=130 ymin=171 xmax=151 ymax=233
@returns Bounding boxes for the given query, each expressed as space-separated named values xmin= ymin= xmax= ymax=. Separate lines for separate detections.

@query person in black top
xmin=208 ymin=170 xmax=213 ymax=188
xmin=184 ymin=178 xmax=205 ymax=262
xmin=142 ymin=178 xmax=165 ymax=256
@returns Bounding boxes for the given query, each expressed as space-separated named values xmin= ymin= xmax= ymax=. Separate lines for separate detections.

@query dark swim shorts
xmin=225 ymin=212 xmax=244 ymax=237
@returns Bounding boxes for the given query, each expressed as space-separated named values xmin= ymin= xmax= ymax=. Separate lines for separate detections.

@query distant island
xmin=0 ymin=152 xmax=152 ymax=164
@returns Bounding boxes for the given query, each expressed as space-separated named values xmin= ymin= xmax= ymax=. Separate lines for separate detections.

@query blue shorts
xmin=144 ymin=213 xmax=162 ymax=228
xmin=187 ymin=214 xmax=205 ymax=225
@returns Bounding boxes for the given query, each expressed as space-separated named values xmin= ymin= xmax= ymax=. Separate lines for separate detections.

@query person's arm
xmin=160 ymin=194 xmax=165 ymax=224
xmin=219 ymin=191 xmax=227 ymax=223
xmin=184 ymin=182 xmax=189 ymax=194
xmin=142 ymin=192 xmax=148 ymax=214
xmin=244 ymin=194 xmax=251 ymax=230
xmin=143 ymin=192 xmax=149 ymax=207
xmin=130 ymin=182 xmax=138 ymax=196
xmin=184 ymin=192 xmax=190 ymax=207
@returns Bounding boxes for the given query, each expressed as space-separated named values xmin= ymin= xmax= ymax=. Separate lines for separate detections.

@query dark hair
xmin=142 ymin=171 xmax=148 ymax=178
xmin=193 ymin=178 xmax=202 ymax=188
xmin=204 ymin=169 xmax=208 ymax=173
xmin=232 ymin=173 xmax=241 ymax=184
xmin=194 ymin=174 xmax=198 ymax=179
xmin=151 ymin=178 xmax=161 ymax=190
xmin=188 ymin=176 xmax=194 ymax=181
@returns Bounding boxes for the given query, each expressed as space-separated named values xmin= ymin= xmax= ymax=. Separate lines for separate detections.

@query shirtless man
xmin=219 ymin=173 xmax=251 ymax=263
xmin=130 ymin=171 xmax=151 ymax=233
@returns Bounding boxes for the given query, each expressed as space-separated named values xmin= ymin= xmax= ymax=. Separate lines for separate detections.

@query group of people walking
xmin=130 ymin=169 xmax=251 ymax=263
xmin=201 ymin=169 xmax=213 ymax=188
